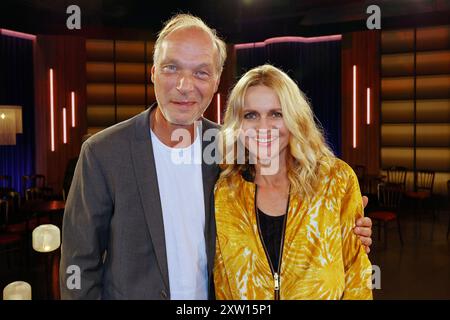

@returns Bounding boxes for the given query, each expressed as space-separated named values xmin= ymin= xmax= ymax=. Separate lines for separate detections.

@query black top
xmin=257 ymin=208 xmax=286 ymax=271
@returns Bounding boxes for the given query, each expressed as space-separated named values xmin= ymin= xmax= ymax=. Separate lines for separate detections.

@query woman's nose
xmin=256 ymin=117 xmax=276 ymax=130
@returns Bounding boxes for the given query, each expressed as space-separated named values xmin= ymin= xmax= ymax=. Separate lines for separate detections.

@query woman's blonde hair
xmin=219 ymin=64 xmax=336 ymax=198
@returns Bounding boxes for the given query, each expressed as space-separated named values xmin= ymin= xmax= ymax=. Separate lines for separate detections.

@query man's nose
xmin=176 ymin=73 xmax=194 ymax=94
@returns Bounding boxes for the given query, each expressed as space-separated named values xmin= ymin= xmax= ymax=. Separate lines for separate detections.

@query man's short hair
xmin=153 ymin=13 xmax=227 ymax=73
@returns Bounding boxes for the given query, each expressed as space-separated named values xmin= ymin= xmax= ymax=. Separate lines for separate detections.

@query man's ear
xmin=150 ymin=65 xmax=156 ymax=84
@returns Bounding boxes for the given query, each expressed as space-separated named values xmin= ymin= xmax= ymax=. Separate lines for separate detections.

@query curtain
xmin=0 ymin=35 xmax=35 ymax=195
xmin=236 ymin=40 xmax=342 ymax=156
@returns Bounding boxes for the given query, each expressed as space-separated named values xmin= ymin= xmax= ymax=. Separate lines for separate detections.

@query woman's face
xmin=239 ymin=85 xmax=290 ymax=171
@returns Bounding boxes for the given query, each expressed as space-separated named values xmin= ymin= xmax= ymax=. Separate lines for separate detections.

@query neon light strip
xmin=71 ymin=91 xmax=76 ymax=127
xmin=217 ymin=93 xmax=221 ymax=124
xmin=63 ymin=108 xmax=67 ymax=144
xmin=235 ymin=35 xmax=342 ymax=49
xmin=0 ymin=28 xmax=36 ymax=41
xmin=353 ymin=65 xmax=357 ymax=149
xmin=50 ymin=69 xmax=55 ymax=152
xmin=367 ymin=87 xmax=371 ymax=125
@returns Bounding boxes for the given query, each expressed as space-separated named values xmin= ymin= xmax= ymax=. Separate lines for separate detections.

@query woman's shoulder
xmin=322 ymin=158 xmax=358 ymax=185
xmin=333 ymin=158 xmax=356 ymax=174
xmin=215 ymin=172 xmax=246 ymax=194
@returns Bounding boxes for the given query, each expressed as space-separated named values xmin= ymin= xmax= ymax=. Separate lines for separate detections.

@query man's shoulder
xmin=201 ymin=117 xmax=221 ymax=131
xmin=86 ymin=109 xmax=148 ymax=149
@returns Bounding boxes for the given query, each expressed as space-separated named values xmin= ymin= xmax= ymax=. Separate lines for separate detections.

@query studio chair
xmin=386 ymin=166 xmax=407 ymax=190
xmin=0 ymin=199 xmax=25 ymax=270
xmin=22 ymin=174 xmax=54 ymax=201
xmin=368 ymin=183 xmax=404 ymax=249
xmin=354 ymin=165 xmax=367 ymax=194
xmin=447 ymin=180 xmax=450 ymax=240
xmin=0 ymin=175 xmax=13 ymax=197
xmin=404 ymin=170 xmax=436 ymax=239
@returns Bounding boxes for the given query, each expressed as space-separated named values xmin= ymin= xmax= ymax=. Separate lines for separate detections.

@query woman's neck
xmin=254 ymin=151 xmax=290 ymax=188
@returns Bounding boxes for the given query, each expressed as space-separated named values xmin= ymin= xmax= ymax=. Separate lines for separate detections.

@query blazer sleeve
xmin=340 ymin=169 xmax=373 ymax=300
xmin=60 ymin=141 xmax=113 ymax=299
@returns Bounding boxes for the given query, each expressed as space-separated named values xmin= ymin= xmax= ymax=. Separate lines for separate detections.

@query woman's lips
xmin=255 ymin=137 xmax=276 ymax=143
xmin=251 ymin=137 xmax=279 ymax=147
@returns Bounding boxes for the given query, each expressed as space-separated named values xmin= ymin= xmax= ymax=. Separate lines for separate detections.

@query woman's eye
xmin=272 ymin=111 xmax=283 ymax=118
xmin=244 ymin=112 xmax=257 ymax=120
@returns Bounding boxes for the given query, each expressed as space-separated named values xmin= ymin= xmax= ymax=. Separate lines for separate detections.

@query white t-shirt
xmin=150 ymin=127 xmax=208 ymax=300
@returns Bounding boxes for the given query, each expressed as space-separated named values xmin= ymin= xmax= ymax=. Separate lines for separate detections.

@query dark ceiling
xmin=0 ymin=0 xmax=449 ymax=42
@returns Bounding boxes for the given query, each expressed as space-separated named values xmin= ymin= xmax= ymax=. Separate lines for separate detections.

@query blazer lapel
xmin=130 ymin=108 xmax=220 ymax=296
xmin=200 ymin=119 xmax=220 ymax=281
xmin=131 ymin=105 xmax=170 ymax=292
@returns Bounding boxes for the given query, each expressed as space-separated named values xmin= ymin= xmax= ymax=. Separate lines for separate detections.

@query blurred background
xmin=0 ymin=0 xmax=449 ymax=299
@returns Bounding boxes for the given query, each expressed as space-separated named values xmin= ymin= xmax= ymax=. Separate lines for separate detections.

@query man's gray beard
xmin=162 ymin=109 xmax=205 ymax=126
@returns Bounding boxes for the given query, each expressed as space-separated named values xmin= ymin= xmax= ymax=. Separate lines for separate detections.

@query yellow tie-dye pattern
xmin=214 ymin=159 xmax=373 ymax=300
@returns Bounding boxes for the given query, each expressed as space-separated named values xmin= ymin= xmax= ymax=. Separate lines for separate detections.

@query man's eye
xmin=162 ymin=65 xmax=177 ymax=72
xmin=195 ymin=71 xmax=210 ymax=79
xmin=244 ymin=112 xmax=257 ymax=120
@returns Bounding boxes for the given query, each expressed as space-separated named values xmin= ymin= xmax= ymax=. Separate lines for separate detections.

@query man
xmin=62 ymin=134 xmax=92 ymax=201
xmin=60 ymin=14 xmax=372 ymax=300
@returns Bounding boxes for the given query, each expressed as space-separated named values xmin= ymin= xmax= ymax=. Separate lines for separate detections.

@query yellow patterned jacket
xmin=214 ymin=159 xmax=373 ymax=300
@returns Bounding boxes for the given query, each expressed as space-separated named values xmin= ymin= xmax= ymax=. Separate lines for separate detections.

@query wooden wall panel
xmin=85 ymin=39 xmax=155 ymax=133
xmin=382 ymin=51 xmax=450 ymax=76
xmin=382 ymin=99 xmax=450 ymax=123
xmin=34 ymin=35 xmax=87 ymax=194
xmin=204 ymin=43 xmax=237 ymax=123
xmin=416 ymin=25 xmax=450 ymax=51
xmin=85 ymin=40 xmax=113 ymax=61
xmin=341 ymin=30 xmax=381 ymax=175
xmin=381 ymin=124 xmax=450 ymax=146
xmin=381 ymin=25 xmax=450 ymax=194
xmin=381 ymin=29 xmax=414 ymax=53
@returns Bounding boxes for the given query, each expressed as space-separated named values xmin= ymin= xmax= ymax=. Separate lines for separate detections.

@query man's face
xmin=151 ymin=27 xmax=221 ymax=126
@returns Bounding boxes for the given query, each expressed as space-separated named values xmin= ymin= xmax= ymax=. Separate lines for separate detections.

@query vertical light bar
xmin=49 ymin=68 xmax=55 ymax=152
xmin=366 ymin=87 xmax=371 ymax=125
xmin=63 ymin=107 xmax=67 ymax=144
xmin=216 ymin=93 xmax=221 ymax=124
xmin=352 ymin=65 xmax=357 ymax=149
xmin=71 ymin=91 xmax=76 ymax=127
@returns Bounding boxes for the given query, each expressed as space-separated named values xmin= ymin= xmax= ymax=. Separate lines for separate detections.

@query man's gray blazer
xmin=60 ymin=105 xmax=220 ymax=299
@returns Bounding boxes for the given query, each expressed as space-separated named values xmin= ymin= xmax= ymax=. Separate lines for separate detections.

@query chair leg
xmin=377 ymin=221 xmax=381 ymax=241
xmin=6 ymin=250 xmax=12 ymax=269
xmin=447 ymin=215 xmax=450 ymax=239
xmin=417 ymin=199 xmax=423 ymax=239
xmin=397 ymin=218 xmax=404 ymax=246
xmin=384 ymin=221 xmax=388 ymax=249
xmin=412 ymin=199 xmax=418 ymax=239
xmin=430 ymin=203 xmax=436 ymax=241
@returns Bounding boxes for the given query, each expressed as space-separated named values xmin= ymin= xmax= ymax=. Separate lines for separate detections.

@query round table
xmin=20 ymin=200 xmax=65 ymax=226
xmin=21 ymin=200 xmax=65 ymax=214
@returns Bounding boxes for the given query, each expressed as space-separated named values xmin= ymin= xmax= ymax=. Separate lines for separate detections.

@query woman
xmin=214 ymin=64 xmax=372 ymax=300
